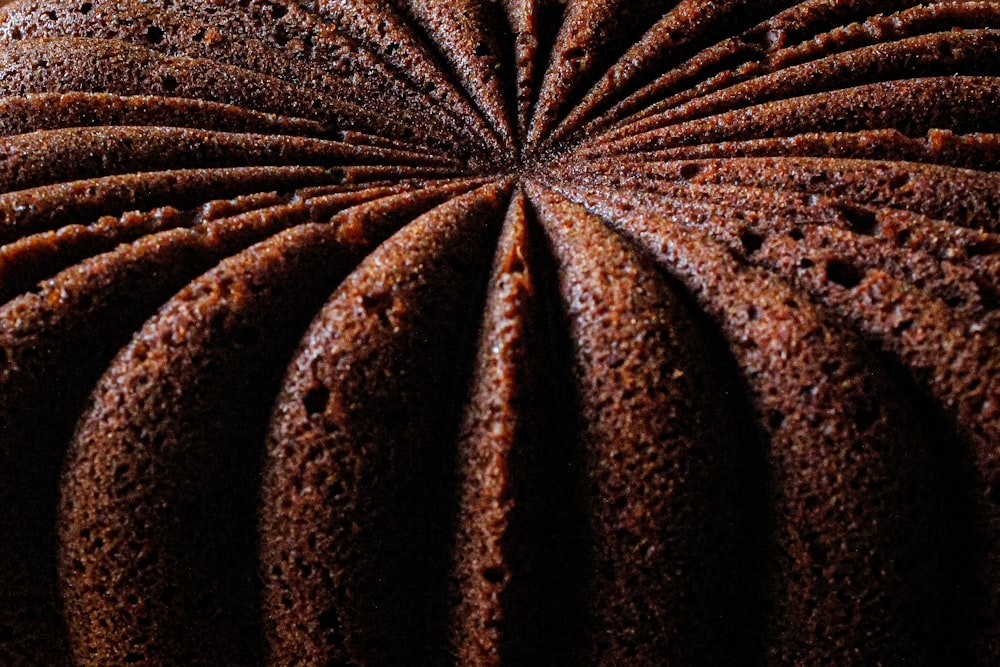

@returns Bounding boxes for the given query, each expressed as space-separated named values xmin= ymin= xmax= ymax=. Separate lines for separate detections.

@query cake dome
xmin=0 ymin=0 xmax=998 ymax=664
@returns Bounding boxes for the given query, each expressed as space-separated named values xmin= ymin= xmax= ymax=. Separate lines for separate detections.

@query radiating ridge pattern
xmin=0 ymin=0 xmax=998 ymax=665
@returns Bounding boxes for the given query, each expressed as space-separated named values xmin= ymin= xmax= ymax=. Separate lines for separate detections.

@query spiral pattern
xmin=0 ymin=0 xmax=999 ymax=665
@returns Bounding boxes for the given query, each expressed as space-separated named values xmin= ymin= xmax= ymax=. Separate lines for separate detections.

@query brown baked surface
xmin=0 ymin=1 xmax=998 ymax=665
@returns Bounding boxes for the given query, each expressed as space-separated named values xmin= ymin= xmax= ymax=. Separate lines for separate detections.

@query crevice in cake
xmin=869 ymin=346 xmax=987 ymax=664
xmin=565 ymin=156 xmax=1000 ymax=232
xmin=0 ymin=92 xmax=330 ymax=137
xmin=501 ymin=193 xmax=593 ymax=665
xmin=447 ymin=189 xmax=593 ymax=665
xmin=526 ymin=183 xmax=778 ymax=663
xmin=546 ymin=178 xmax=963 ymax=662
xmin=386 ymin=0 xmax=520 ymax=156
xmin=0 ymin=125 xmax=461 ymax=195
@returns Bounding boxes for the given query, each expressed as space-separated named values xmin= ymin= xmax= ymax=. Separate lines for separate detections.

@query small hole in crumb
xmin=679 ymin=163 xmax=702 ymax=179
xmin=318 ymin=607 xmax=338 ymax=630
xmin=146 ymin=25 xmax=164 ymax=44
xmin=739 ymin=229 xmax=764 ymax=255
xmin=483 ymin=566 xmax=506 ymax=584
xmin=767 ymin=410 xmax=785 ymax=431
xmin=967 ymin=239 xmax=999 ymax=257
xmin=564 ymin=47 xmax=586 ymax=64
xmin=887 ymin=172 xmax=911 ymax=190
xmin=892 ymin=319 xmax=914 ymax=335
xmin=303 ymin=385 xmax=330 ymax=416
xmin=837 ymin=205 xmax=878 ymax=236
xmin=826 ymin=260 xmax=864 ymax=289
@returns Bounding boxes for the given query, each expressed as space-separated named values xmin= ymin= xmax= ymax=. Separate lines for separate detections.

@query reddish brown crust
xmin=0 ymin=92 xmax=326 ymax=136
xmin=260 ymin=183 xmax=510 ymax=665
xmin=586 ymin=175 xmax=1000 ymax=327
xmin=315 ymin=0 xmax=504 ymax=157
xmin=0 ymin=177 xmax=405 ymax=302
xmin=527 ymin=0 xmax=725 ymax=148
xmin=0 ymin=37 xmax=420 ymax=139
xmin=392 ymin=0 xmax=517 ymax=154
xmin=577 ymin=76 xmax=1000 ymax=156
xmin=449 ymin=191 xmax=536 ymax=667
xmin=1 ymin=177 xmax=480 ymax=665
xmin=581 ymin=2 xmax=1000 ymax=142
xmin=528 ymin=183 xmax=756 ymax=664
xmin=543 ymin=0 xmax=782 ymax=147
xmin=0 ymin=1 xmax=998 ymax=664
xmin=591 ymin=28 xmax=1000 ymax=150
xmin=569 ymin=156 xmax=1000 ymax=231
xmin=0 ymin=0 xmax=481 ymax=153
xmin=0 ymin=166 xmax=335 ymax=243
xmin=57 ymin=222 xmax=380 ymax=666
xmin=545 ymin=181 xmax=946 ymax=663
xmin=572 ymin=129 xmax=1000 ymax=172
xmin=0 ymin=125 xmax=457 ymax=194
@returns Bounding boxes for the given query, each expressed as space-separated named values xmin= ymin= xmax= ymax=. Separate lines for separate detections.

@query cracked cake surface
xmin=0 ymin=0 xmax=999 ymax=665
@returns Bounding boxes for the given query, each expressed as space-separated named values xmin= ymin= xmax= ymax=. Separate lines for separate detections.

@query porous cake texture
xmin=0 ymin=0 xmax=998 ymax=665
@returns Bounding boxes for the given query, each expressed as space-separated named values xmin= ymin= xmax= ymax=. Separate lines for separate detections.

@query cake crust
xmin=0 ymin=1 xmax=997 ymax=664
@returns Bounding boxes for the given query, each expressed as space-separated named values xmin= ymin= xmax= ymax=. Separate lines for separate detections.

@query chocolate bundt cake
xmin=0 ymin=0 xmax=998 ymax=664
